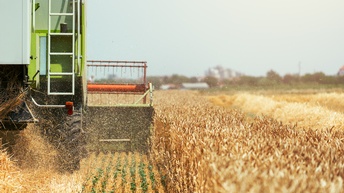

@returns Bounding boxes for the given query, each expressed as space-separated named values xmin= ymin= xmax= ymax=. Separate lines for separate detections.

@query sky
xmin=87 ymin=0 xmax=344 ymax=77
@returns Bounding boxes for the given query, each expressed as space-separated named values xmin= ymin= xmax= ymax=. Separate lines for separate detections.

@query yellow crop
xmin=152 ymin=90 xmax=344 ymax=192
xmin=1 ymin=90 xmax=344 ymax=192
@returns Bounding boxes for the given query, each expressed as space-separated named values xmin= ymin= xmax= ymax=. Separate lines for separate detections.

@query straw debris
xmin=0 ymin=66 xmax=26 ymax=120
xmin=0 ymin=148 xmax=23 ymax=192
xmin=12 ymin=124 xmax=58 ymax=171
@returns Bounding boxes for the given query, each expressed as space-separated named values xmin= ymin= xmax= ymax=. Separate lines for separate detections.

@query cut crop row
xmin=82 ymin=152 xmax=164 ymax=193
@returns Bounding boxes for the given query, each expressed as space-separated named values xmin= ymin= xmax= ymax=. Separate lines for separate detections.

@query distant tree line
xmin=147 ymin=74 xmax=219 ymax=89
xmin=232 ymin=70 xmax=344 ymax=87
xmin=148 ymin=70 xmax=344 ymax=89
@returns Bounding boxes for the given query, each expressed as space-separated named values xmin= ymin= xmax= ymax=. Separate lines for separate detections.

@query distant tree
xmin=162 ymin=76 xmax=169 ymax=83
xmin=222 ymin=78 xmax=233 ymax=86
xmin=266 ymin=70 xmax=282 ymax=83
xmin=313 ymin=72 xmax=326 ymax=83
xmin=301 ymin=73 xmax=313 ymax=83
xmin=301 ymin=72 xmax=326 ymax=83
xmin=320 ymin=75 xmax=338 ymax=84
xmin=147 ymin=76 xmax=163 ymax=89
xmin=202 ymin=76 xmax=218 ymax=88
xmin=236 ymin=76 xmax=260 ymax=86
xmin=283 ymin=74 xmax=299 ymax=84
xmin=258 ymin=77 xmax=275 ymax=86
xmin=336 ymin=75 xmax=344 ymax=84
xmin=189 ymin=77 xmax=199 ymax=83
xmin=168 ymin=74 xmax=190 ymax=85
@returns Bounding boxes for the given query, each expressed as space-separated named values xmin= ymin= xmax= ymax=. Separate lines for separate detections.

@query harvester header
xmin=86 ymin=60 xmax=153 ymax=106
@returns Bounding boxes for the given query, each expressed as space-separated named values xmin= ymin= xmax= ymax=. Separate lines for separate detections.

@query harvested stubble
xmin=270 ymin=92 xmax=344 ymax=113
xmin=152 ymin=90 xmax=344 ymax=192
xmin=209 ymin=93 xmax=344 ymax=130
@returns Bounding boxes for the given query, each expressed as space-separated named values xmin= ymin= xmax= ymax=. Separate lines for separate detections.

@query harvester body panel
xmin=0 ymin=0 xmax=31 ymax=65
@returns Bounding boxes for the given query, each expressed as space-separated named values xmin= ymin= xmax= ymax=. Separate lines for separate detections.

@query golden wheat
xmin=0 ymin=149 xmax=23 ymax=192
xmin=152 ymin=90 xmax=344 ymax=192
xmin=270 ymin=92 xmax=344 ymax=113
xmin=1 ymin=90 xmax=344 ymax=192
xmin=209 ymin=93 xmax=344 ymax=130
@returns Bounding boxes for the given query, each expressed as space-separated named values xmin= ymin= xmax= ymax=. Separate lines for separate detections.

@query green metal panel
xmin=28 ymin=0 xmax=87 ymax=107
xmin=28 ymin=33 xmax=46 ymax=83
xmin=29 ymin=1 xmax=87 ymax=81
xmin=81 ymin=2 xmax=87 ymax=105
xmin=28 ymin=33 xmax=37 ymax=79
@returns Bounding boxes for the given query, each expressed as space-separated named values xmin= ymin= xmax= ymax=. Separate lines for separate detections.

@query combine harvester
xmin=0 ymin=0 xmax=154 ymax=172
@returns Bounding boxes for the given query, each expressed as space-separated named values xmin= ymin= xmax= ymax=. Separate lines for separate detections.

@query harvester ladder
xmin=47 ymin=0 xmax=77 ymax=95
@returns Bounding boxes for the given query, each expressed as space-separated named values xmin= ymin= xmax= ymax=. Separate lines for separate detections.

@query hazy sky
xmin=87 ymin=0 xmax=344 ymax=77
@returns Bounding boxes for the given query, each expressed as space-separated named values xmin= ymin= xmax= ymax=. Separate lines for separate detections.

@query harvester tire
xmin=59 ymin=110 xmax=86 ymax=172
xmin=36 ymin=107 xmax=86 ymax=173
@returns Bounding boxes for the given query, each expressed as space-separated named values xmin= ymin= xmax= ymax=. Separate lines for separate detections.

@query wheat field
xmin=1 ymin=90 xmax=344 ymax=192
xmin=152 ymin=90 xmax=344 ymax=192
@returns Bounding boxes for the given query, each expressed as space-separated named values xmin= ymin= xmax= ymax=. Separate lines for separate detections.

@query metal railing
xmin=86 ymin=60 xmax=153 ymax=106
